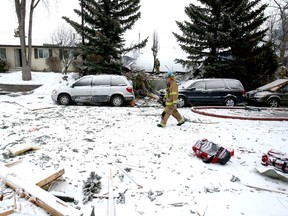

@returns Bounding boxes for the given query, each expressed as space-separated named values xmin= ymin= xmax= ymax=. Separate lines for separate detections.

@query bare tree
xmin=50 ymin=25 xmax=79 ymax=74
xmin=14 ymin=0 xmax=48 ymax=81
xmin=268 ymin=0 xmax=288 ymax=66
xmin=151 ymin=31 xmax=160 ymax=73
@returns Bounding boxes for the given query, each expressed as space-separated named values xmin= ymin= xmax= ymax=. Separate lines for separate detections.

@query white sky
xmin=0 ymin=0 xmax=193 ymax=41
xmin=0 ymin=0 xmax=195 ymax=71
xmin=0 ymin=0 xmax=270 ymax=71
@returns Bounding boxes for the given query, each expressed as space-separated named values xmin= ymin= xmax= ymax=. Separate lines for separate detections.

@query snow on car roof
xmin=257 ymin=79 xmax=288 ymax=90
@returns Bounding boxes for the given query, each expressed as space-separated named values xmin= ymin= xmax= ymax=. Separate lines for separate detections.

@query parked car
xmin=245 ymin=79 xmax=288 ymax=107
xmin=158 ymin=78 xmax=245 ymax=108
xmin=51 ymin=74 xmax=135 ymax=106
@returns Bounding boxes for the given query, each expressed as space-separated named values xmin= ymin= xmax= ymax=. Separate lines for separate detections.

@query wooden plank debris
xmin=243 ymin=183 xmax=288 ymax=195
xmin=108 ymin=169 xmax=115 ymax=216
xmin=7 ymin=144 xmax=40 ymax=156
xmin=0 ymin=208 xmax=15 ymax=216
xmin=35 ymin=168 xmax=65 ymax=188
xmin=0 ymin=163 xmax=79 ymax=216
xmin=5 ymin=160 xmax=64 ymax=187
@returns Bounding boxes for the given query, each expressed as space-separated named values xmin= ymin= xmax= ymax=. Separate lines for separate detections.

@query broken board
xmin=7 ymin=144 xmax=40 ymax=156
xmin=4 ymin=160 xmax=64 ymax=188
xmin=0 ymin=163 xmax=79 ymax=216
xmin=256 ymin=166 xmax=288 ymax=183
xmin=0 ymin=208 xmax=15 ymax=216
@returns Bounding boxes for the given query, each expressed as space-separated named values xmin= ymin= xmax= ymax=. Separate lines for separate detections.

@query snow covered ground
xmin=0 ymin=71 xmax=288 ymax=216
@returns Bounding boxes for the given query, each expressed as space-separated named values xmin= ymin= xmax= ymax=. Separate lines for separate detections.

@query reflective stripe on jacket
xmin=165 ymin=80 xmax=178 ymax=106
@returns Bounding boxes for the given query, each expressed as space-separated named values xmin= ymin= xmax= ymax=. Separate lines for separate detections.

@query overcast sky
xmin=0 ymin=0 xmax=196 ymax=71
xmin=0 ymin=0 xmax=270 ymax=71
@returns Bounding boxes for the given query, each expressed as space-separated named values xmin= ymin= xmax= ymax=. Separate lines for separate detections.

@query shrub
xmin=0 ymin=55 xmax=8 ymax=73
xmin=46 ymin=56 xmax=61 ymax=72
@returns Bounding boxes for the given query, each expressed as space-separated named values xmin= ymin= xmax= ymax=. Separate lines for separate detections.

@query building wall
xmin=32 ymin=57 xmax=47 ymax=71
xmin=0 ymin=45 xmax=77 ymax=72
xmin=5 ymin=47 xmax=15 ymax=68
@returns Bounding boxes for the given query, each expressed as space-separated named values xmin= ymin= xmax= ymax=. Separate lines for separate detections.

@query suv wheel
xmin=267 ymin=98 xmax=279 ymax=107
xmin=58 ymin=94 xmax=72 ymax=105
xmin=110 ymin=95 xmax=125 ymax=107
xmin=178 ymin=96 xmax=187 ymax=108
xmin=224 ymin=97 xmax=236 ymax=106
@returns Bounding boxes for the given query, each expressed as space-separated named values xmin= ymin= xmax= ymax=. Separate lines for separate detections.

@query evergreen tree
xmin=173 ymin=0 xmax=278 ymax=90
xmin=63 ymin=0 xmax=148 ymax=75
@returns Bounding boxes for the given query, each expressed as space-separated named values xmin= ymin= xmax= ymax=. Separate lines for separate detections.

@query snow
xmin=0 ymin=71 xmax=288 ymax=216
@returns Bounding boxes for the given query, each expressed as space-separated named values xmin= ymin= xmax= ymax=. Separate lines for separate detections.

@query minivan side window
xmin=206 ymin=80 xmax=225 ymax=90
xmin=111 ymin=77 xmax=126 ymax=86
xmin=226 ymin=80 xmax=242 ymax=89
xmin=92 ymin=76 xmax=110 ymax=86
xmin=74 ymin=77 xmax=91 ymax=87
xmin=191 ymin=81 xmax=205 ymax=90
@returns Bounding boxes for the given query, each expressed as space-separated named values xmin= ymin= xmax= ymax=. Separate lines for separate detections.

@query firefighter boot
xmin=177 ymin=119 xmax=185 ymax=126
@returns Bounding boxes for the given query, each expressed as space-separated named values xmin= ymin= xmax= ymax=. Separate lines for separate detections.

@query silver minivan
xmin=51 ymin=75 xmax=135 ymax=106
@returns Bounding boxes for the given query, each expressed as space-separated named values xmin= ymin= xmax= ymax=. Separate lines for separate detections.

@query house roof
xmin=0 ymin=34 xmax=45 ymax=46
xmin=0 ymin=35 xmax=76 ymax=49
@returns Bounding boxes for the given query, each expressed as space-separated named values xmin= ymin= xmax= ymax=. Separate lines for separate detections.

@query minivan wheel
xmin=58 ymin=94 xmax=72 ymax=105
xmin=178 ymin=96 xmax=187 ymax=108
xmin=110 ymin=95 xmax=125 ymax=107
xmin=224 ymin=97 xmax=236 ymax=106
xmin=267 ymin=98 xmax=279 ymax=107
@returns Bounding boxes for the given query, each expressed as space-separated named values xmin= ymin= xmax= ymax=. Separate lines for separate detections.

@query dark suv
xmin=158 ymin=78 xmax=245 ymax=108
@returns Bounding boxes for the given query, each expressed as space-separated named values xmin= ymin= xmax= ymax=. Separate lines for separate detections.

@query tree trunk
xmin=62 ymin=58 xmax=74 ymax=74
xmin=279 ymin=12 xmax=288 ymax=64
xmin=15 ymin=0 xmax=41 ymax=81
xmin=26 ymin=0 xmax=41 ymax=81
xmin=272 ymin=0 xmax=288 ymax=65
xmin=152 ymin=55 xmax=156 ymax=73
xmin=151 ymin=31 xmax=159 ymax=73
xmin=15 ymin=0 xmax=30 ymax=80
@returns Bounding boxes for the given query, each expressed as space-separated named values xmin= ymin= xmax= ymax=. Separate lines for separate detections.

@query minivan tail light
xmin=126 ymin=87 xmax=133 ymax=93
xmin=242 ymin=89 xmax=245 ymax=96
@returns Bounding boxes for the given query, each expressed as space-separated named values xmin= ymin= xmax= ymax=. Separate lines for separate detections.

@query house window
xmin=0 ymin=48 xmax=6 ymax=58
xmin=34 ymin=48 xmax=52 ymax=59
xmin=38 ymin=49 xmax=49 ymax=58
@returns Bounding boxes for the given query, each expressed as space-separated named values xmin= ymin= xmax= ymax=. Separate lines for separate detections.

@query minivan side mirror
xmin=190 ymin=87 xmax=196 ymax=91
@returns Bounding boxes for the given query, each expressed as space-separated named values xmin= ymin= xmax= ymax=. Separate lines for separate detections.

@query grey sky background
xmin=0 ymin=0 xmax=270 ymax=71
xmin=0 ymin=0 xmax=194 ymax=71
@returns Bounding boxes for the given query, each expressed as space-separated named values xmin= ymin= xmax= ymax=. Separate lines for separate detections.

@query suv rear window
xmin=111 ymin=77 xmax=127 ymax=86
xmin=226 ymin=80 xmax=243 ymax=89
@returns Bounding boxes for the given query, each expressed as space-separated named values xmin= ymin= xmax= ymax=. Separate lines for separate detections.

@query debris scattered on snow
xmin=147 ymin=190 xmax=164 ymax=202
xmin=82 ymin=171 xmax=102 ymax=204
xmin=230 ymin=175 xmax=241 ymax=182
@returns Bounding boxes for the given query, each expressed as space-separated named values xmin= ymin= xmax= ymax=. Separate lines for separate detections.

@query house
xmin=0 ymin=36 xmax=77 ymax=72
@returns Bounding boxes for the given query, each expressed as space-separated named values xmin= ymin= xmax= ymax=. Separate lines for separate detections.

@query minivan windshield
xmin=179 ymin=80 xmax=195 ymax=89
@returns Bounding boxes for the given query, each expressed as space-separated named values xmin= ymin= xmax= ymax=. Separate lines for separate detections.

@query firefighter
xmin=157 ymin=71 xmax=185 ymax=127
xmin=154 ymin=58 xmax=160 ymax=73
xmin=280 ymin=66 xmax=288 ymax=79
